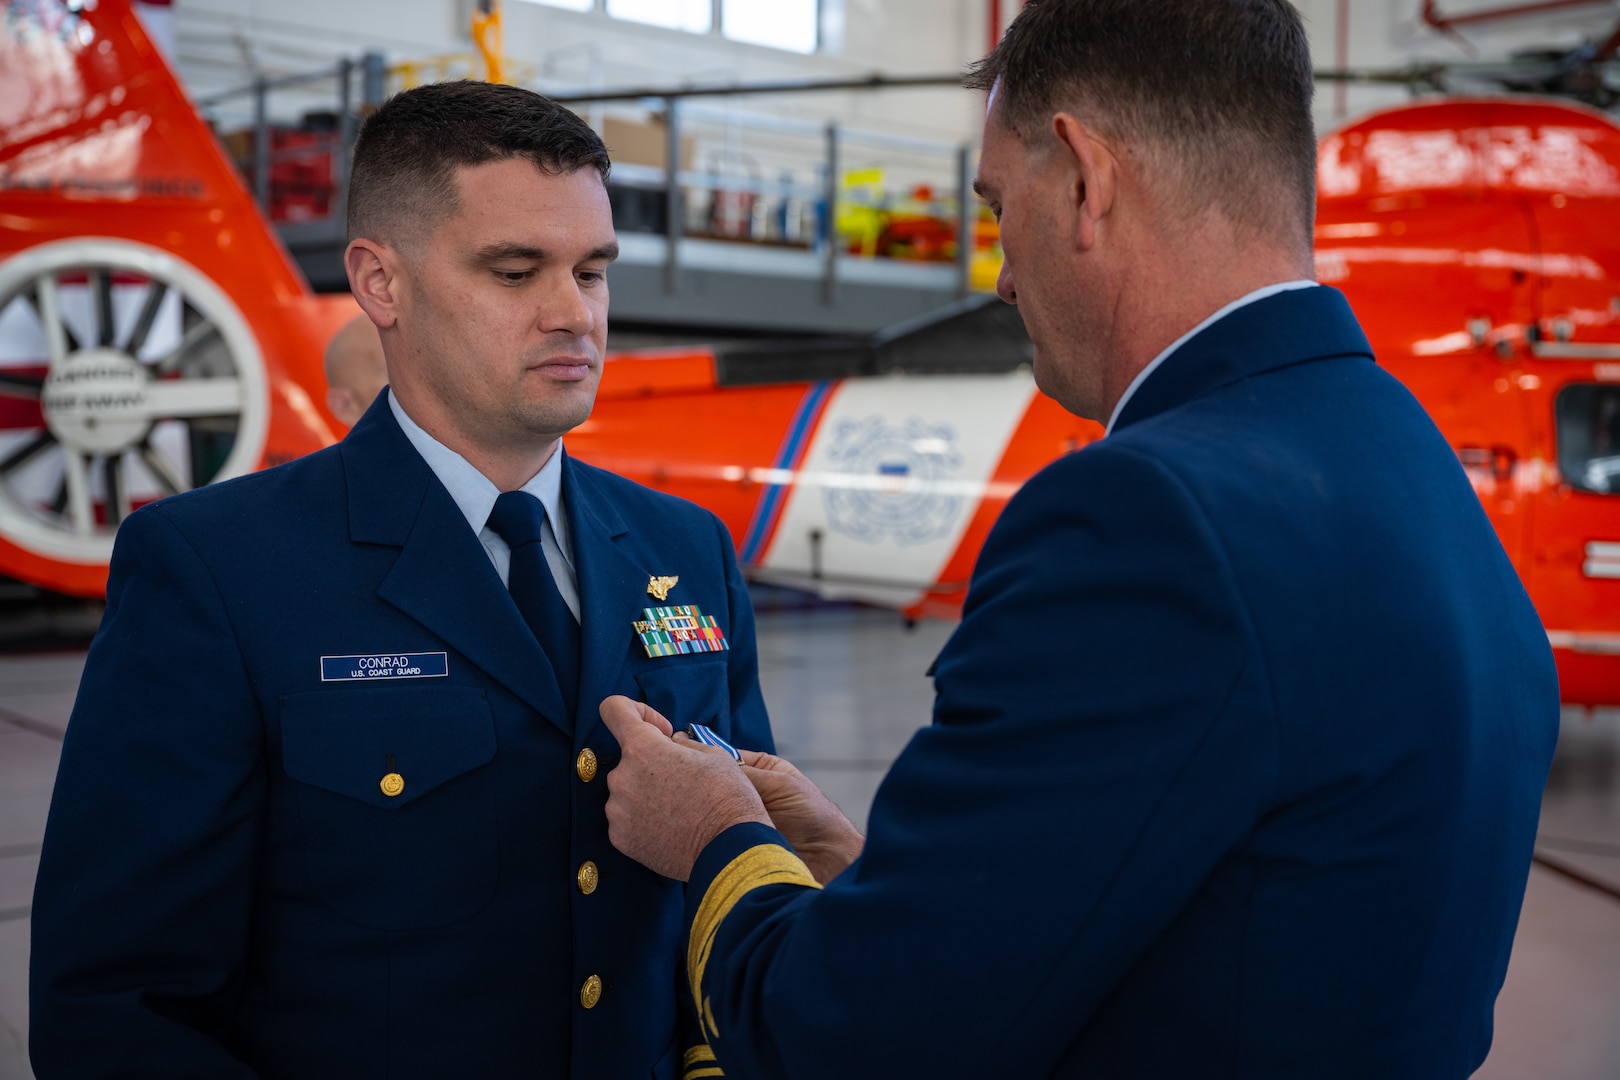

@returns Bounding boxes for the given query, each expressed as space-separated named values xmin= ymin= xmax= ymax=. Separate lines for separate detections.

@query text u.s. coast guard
xmin=319 ymin=652 xmax=449 ymax=682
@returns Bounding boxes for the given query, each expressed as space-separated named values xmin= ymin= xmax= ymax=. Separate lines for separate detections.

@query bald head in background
xmin=323 ymin=313 xmax=389 ymax=428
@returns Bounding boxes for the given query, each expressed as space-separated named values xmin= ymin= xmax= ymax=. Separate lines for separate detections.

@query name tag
xmin=320 ymin=652 xmax=449 ymax=682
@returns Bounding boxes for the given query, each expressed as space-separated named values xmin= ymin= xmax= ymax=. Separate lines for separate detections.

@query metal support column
xmin=252 ymin=77 xmax=270 ymax=211
xmin=822 ymin=122 xmax=840 ymax=307
xmin=361 ymin=51 xmax=388 ymax=107
xmin=956 ymin=143 xmax=975 ymax=298
xmin=335 ymin=58 xmax=354 ymax=224
xmin=664 ymin=96 xmax=681 ymax=295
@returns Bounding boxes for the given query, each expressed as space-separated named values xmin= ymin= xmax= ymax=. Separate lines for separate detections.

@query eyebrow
xmin=472 ymin=242 xmax=621 ymax=264
xmin=971 ymin=178 xmax=993 ymax=202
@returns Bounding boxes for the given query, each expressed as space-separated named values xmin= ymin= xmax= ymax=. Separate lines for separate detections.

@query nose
xmin=542 ymin=273 xmax=598 ymax=338
xmin=996 ymin=259 xmax=1017 ymax=305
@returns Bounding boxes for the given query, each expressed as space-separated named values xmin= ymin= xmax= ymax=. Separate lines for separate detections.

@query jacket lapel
xmin=343 ymin=395 xmax=572 ymax=735
xmin=565 ymin=456 xmax=655 ymax=748
xmin=1112 ymin=286 xmax=1375 ymax=433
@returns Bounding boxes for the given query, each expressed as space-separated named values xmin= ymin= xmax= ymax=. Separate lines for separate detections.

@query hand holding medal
xmin=600 ymin=696 xmax=770 ymax=881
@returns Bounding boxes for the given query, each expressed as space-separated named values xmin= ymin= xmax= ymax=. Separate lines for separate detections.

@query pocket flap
xmin=634 ymin=660 xmax=729 ymax=734
xmin=281 ymin=684 xmax=495 ymax=809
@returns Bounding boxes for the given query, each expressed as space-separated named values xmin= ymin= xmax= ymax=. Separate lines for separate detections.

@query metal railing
xmin=195 ymin=65 xmax=993 ymax=302
xmin=195 ymin=53 xmax=387 ymax=218
xmin=552 ymin=76 xmax=988 ymax=302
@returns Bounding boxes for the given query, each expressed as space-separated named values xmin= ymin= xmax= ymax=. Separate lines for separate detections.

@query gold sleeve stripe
xmin=687 ymin=843 xmax=821 ymax=1034
xmin=686 ymin=1069 xmax=725 ymax=1080
xmin=684 ymin=1045 xmax=718 ymax=1067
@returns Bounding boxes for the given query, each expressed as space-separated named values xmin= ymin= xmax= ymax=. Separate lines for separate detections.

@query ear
xmin=326 ymin=386 xmax=361 ymax=428
xmin=345 ymin=239 xmax=403 ymax=330
xmin=1051 ymin=113 xmax=1116 ymax=253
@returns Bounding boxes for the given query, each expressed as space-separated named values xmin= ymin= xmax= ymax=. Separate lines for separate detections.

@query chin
xmin=522 ymin=399 xmax=595 ymax=439
xmin=1029 ymin=350 xmax=1063 ymax=402
xmin=1031 ymin=357 xmax=1101 ymax=424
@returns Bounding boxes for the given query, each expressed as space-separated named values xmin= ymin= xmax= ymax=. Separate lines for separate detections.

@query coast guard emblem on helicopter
xmin=822 ymin=416 xmax=964 ymax=546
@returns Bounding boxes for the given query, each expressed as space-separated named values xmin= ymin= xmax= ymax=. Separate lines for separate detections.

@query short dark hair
xmin=965 ymin=0 xmax=1317 ymax=244
xmin=347 ymin=80 xmax=611 ymax=247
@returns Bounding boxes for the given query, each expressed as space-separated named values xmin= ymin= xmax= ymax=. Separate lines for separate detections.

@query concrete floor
xmin=1 ymin=606 xmax=1617 ymax=1077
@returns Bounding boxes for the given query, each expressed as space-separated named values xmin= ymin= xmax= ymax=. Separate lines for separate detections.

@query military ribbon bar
xmin=634 ymin=604 xmax=730 ymax=658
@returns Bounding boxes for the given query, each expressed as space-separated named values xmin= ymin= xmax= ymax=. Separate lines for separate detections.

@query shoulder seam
xmin=1101 ymin=442 xmax=1282 ymax=799
xmin=139 ymin=505 xmax=268 ymax=711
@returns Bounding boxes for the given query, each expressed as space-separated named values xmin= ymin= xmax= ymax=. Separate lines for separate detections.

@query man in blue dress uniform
xmin=598 ymin=2 xmax=1561 ymax=1077
xmin=30 ymin=82 xmax=771 ymax=1078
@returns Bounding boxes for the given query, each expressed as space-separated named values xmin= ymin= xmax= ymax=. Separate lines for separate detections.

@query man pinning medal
xmin=31 ymin=81 xmax=772 ymax=1079
xmin=597 ymin=2 xmax=1561 ymax=1077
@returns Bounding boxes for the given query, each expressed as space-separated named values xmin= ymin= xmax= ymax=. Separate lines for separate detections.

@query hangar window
xmin=724 ymin=0 xmax=819 ymax=53
xmin=606 ymin=0 xmax=713 ymax=33
xmin=525 ymin=0 xmax=819 ymax=52
xmin=1555 ymin=384 xmax=1620 ymax=496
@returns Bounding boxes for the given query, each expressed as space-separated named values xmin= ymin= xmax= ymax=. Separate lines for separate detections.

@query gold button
xmin=577 ymin=860 xmax=599 ymax=895
xmin=580 ymin=974 xmax=602 ymax=1009
xmin=576 ymin=748 xmax=598 ymax=782
xmin=379 ymin=772 xmax=405 ymax=797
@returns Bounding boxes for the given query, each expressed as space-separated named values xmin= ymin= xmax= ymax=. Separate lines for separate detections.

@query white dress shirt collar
xmin=386 ymin=392 xmax=579 ymax=617
xmin=388 ymin=390 xmax=566 ymax=546
xmin=1105 ymin=280 xmax=1319 ymax=435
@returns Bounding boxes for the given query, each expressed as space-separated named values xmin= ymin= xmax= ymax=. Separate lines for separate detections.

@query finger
xmin=678 ymin=736 xmax=739 ymax=762
xmin=739 ymin=766 xmax=782 ymax=793
xmin=740 ymin=749 xmax=803 ymax=778
xmin=741 ymin=763 xmax=803 ymax=791
xmin=637 ymin=701 xmax=675 ymax=738
xmin=599 ymin=695 xmax=665 ymax=747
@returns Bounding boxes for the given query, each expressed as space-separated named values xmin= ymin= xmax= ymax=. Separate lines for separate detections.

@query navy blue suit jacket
xmin=681 ymin=286 xmax=1559 ymax=1078
xmin=30 ymin=395 xmax=772 ymax=1079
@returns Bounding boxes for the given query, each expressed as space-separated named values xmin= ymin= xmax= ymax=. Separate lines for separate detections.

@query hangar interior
xmin=3 ymin=1 xmax=1620 ymax=1077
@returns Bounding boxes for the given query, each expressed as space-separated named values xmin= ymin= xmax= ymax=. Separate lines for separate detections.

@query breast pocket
xmin=280 ymin=684 xmax=497 ymax=931
xmin=634 ymin=660 xmax=732 ymax=740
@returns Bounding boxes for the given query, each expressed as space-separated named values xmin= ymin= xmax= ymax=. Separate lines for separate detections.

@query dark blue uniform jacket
xmin=683 ymin=285 xmax=1559 ymax=1079
xmin=30 ymin=395 xmax=772 ymax=1079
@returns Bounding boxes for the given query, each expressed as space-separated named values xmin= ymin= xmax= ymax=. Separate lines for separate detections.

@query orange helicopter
xmin=0 ymin=0 xmax=355 ymax=598
xmin=1 ymin=0 xmax=1617 ymax=704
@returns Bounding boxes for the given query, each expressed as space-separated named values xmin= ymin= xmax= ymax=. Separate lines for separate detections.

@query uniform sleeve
xmin=679 ymin=445 xmax=1279 ymax=1079
xmin=30 ymin=506 xmax=264 ymax=1077
xmin=676 ymin=511 xmax=778 ymax=1079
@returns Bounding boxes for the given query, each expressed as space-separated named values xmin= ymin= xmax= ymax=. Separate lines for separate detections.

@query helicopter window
xmin=1555 ymin=384 xmax=1620 ymax=496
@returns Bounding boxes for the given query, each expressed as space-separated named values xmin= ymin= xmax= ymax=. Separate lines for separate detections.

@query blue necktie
xmin=486 ymin=491 xmax=580 ymax=720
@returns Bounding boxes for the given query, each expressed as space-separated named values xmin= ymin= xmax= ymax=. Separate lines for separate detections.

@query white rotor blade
xmin=144 ymin=378 xmax=242 ymax=418
xmin=34 ymin=275 xmax=69 ymax=367
xmin=60 ymin=449 xmax=94 ymax=537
